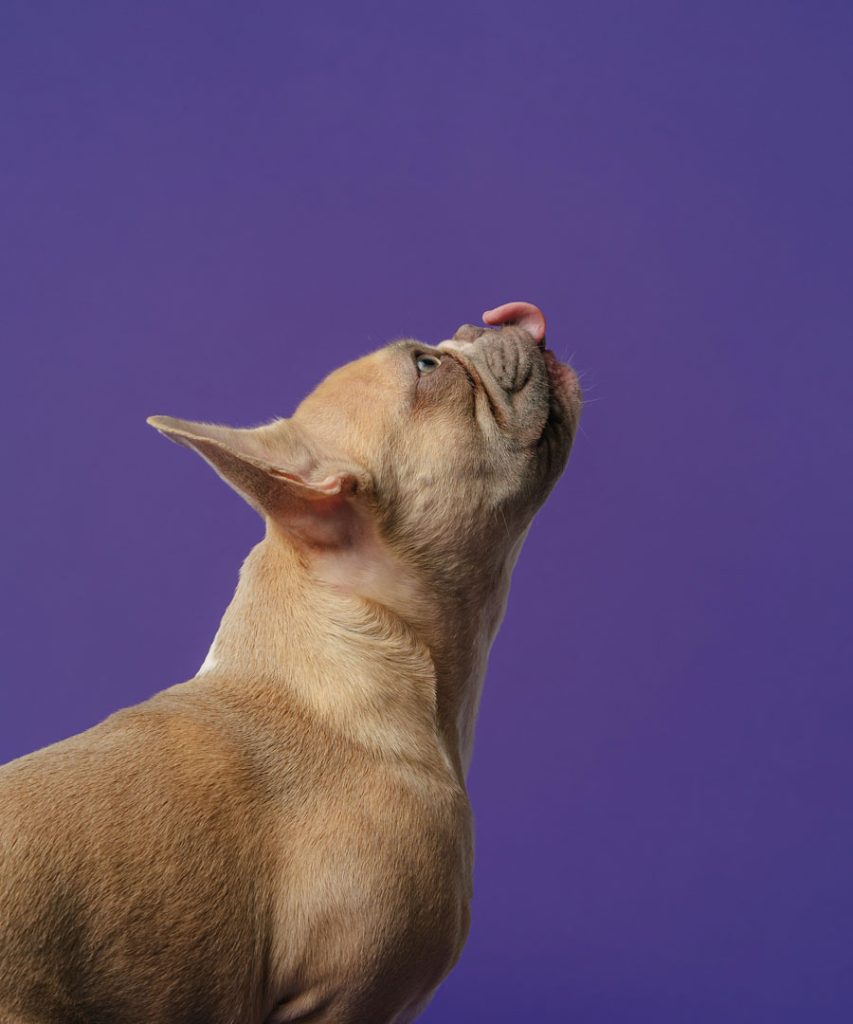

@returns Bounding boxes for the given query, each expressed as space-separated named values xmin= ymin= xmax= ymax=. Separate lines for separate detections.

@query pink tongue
xmin=482 ymin=301 xmax=546 ymax=344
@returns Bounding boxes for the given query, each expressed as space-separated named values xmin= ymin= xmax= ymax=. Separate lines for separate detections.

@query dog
xmin=0 ymin=301 xmax=581 ymax=1024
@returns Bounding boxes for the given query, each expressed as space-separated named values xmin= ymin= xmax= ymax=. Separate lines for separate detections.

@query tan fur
xmin=0 ymin=309 xmax=581 ymax=1023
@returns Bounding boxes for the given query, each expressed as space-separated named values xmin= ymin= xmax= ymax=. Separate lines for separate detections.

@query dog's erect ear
xmin=146 ymin=415 xmax=369 ymax=548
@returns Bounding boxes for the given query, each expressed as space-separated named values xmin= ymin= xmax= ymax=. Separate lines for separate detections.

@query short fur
xmin=0 ymin=305 xmax=581 ymax=1023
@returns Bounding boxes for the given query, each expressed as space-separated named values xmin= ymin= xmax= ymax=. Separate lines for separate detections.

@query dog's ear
xmin=147 ymin=415 xmax=370 ymax=549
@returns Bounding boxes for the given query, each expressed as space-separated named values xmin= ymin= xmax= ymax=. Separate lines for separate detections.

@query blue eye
xmin=416 ymin=354 xmax=441 ymax=375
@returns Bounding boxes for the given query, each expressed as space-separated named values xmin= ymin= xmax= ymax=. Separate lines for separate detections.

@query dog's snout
xmin=443 ymin=320 xmax=543 ymax=395
xmin=483 ymin=332 xmax=536 ymax=394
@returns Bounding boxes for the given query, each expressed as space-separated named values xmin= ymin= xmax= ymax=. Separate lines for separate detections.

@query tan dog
xmin=0 ymin=301 xmax=580 ymax=1024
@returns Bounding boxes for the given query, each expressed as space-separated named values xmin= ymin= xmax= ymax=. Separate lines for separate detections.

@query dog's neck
xmin=196 ymin=527 xmax=516 ymax=780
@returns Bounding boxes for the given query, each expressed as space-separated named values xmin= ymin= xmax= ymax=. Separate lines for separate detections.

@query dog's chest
xmin=267 ymin=761 xmax=472 ymax=1009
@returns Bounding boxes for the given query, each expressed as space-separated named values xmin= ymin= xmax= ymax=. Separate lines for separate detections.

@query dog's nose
xmin=451 ymin=323 xmax=487 ymax=344
xmin=482 ymin=301 xmax=546 ymax=344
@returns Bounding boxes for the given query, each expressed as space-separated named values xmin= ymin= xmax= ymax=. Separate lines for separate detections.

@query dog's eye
xmin=415 ymin=354 xmax=441 ymax=375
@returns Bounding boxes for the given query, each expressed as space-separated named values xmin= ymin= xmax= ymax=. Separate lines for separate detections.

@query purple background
xmin=2 ymin=3 xmax=852 ymax=1020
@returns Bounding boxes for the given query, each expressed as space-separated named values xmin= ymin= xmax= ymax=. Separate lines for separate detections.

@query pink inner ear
xmin=270 ymin=468 xmax=353 ymax=498
xmin=313 ymin=474 xmax=346 ymax=495
xmin=482 ymin=301 xmax=547 ymax=344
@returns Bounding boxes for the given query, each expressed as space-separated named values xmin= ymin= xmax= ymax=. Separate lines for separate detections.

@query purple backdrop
xmin=2 ymin=3 xmax=852 ymax=1020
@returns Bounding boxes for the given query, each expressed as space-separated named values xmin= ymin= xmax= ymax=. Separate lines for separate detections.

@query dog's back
xmin=0 ymin=684 xmax=276 ymax=1022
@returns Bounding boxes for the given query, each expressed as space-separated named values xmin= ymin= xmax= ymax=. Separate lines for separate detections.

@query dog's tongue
xmin=482 ymin=301 xmax=546 ymax=344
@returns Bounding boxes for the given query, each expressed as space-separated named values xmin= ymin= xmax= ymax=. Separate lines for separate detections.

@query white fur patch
xmin=198 ymin=643 xmax=218 ymax=674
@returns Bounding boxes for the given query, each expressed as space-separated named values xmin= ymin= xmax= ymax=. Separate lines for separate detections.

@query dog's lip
xmin=541 ymin=348 xmax=582 ymax=438
xmin=542 ymin=348 xmax=578 ymax=397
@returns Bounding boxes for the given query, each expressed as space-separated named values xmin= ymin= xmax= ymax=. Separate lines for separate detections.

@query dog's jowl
xmin=0 ymin=302 xmax=581 ymax=1024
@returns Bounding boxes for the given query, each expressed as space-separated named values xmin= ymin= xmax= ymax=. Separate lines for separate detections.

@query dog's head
xmin=149 ymin=302 xmax=581 ymax=602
